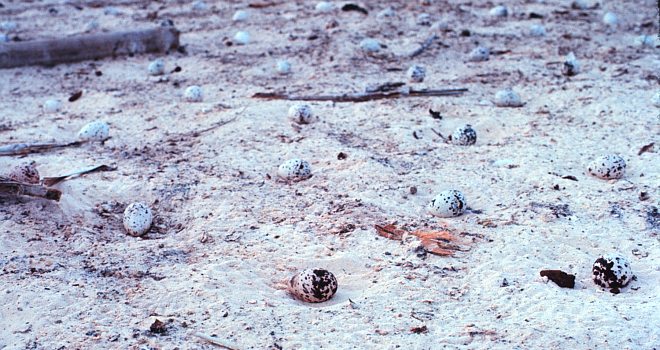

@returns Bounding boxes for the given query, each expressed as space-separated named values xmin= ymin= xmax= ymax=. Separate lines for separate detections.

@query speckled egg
xmin=288 ymin=104 xmax=313 ymax=124
xmin=276 ymin=60 xmax=291 ymax=75
xmin=78 ymin=121 xmax=110 ymax=141
xmin=5 ymin=162 xmax=40 ymax=184
xmin=494 ymin=88 xmax=523 ymax=107
xmin=123 ymin=202 xmax=153 ymax=237
xmin=360 ymin=38 xmax=381 ymax=53
xmin=451 ymin=124 xmax=477 ymax=146
xmin=148 ymin=58 xmax=165 ymax=76
xmin=43 ymin=99 xmax=62 ymax=113
xmin=562 ymin=52 xmax=580 ymax=77
xmin=277 ymin=158 xmax=312 ymax=181
xmin=234 ymin=31 xmax=250 ymax=45
xmin=489 ymin=5 xmax=508 ymax=17
xmin=468 ymin=46 xmax=489 ymax=62
xmin=288 ymin=268 xmax=338 ymax=303
xmin=428 ymin=190 xmax=467 ymax=218
xmin=184 ymin=85 xmax=203 ymax=102
xmin=232 ymin=10 xmax=249 ymax=22
xmin=587 ymin=154 xmax=626 ymax=180
xmin=603 ymin=12 xmax=618 ymax=26
xmin=592 ymin=253 xmax=633 ymax=294
xmin=407 ymin=65 xmax=426 ymax=83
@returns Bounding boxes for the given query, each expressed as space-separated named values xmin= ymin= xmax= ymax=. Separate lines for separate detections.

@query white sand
xmin=1 ymin=1 xmax=658 ymax=349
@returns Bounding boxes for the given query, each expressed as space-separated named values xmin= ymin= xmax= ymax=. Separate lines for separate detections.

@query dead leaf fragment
xmin=638 ymin=142 xmax=654 ymax=156
xmin=374 ymin=224 xmax=405 ymax=240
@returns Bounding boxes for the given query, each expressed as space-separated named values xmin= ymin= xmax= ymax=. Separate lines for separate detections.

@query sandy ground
xmin=1 ymin=0 xmax=659 ymax=349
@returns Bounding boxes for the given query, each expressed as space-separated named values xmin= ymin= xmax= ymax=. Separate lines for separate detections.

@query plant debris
xmin=540 ymin=270 xmax=575 ymax=288
xmin=341 ymin=4 xmax=368 ymax=15
xmin=374 ymin=224 xmax=471 ymax=256
xmin=637 ymin=142 xmax=654 ymax=156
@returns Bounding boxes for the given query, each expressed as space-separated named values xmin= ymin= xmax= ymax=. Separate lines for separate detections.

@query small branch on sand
xmin=253 ymin=88 xmax=468 ymax=103
xmin=0 ymin=24 xmax=179 ymax=68
xmin=192 ymin=332 xmax=239 ymax=350
xmin=409 ymin=34 xmax=438 ymax=58
xmin=0 ymin=180 xmax=62 ymax=201
xmin=0 ymin=141 xmax=86 ymax=157
xmin=42 ymin=164 xmax=117 ymax=186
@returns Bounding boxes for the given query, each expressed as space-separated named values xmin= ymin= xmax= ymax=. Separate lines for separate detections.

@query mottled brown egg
xmin=5 ymin=162 xmax=40 ymax=184
xmin=288 ymin=268 xmax=338 ymax=303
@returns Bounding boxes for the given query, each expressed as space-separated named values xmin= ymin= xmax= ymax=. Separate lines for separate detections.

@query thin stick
xmin=409 ymin=34 xmax=438 ymax=58
xmin=0 ymin=141 xmax=86 ymax=156
xmin=0 ymin=181 xmax=62 ymax=201
xmin=192 ymin=333 xmax=239 ymax=350
xmin=252 ymin=88 xmax=467 ymax=103
xmin=42 ymin=164 xmax=117 ymax=186
xmin=0 ymin=25 xmax=179 ymax=68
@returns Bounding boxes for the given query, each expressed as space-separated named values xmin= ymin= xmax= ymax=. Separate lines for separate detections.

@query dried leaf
xmin=68 ymin=90 xmax=83 ymax=102
xmin=638 ymin=142 xmax=654 ymax=156
xmin=374 ymin=224 xmax=404 ymax=240
xmin=412 ymin=230 xmax=465 ymax=256
xmin=410 ymin=325 xmax=428 ymax=334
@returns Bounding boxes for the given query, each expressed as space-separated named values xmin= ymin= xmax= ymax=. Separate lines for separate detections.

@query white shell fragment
xmin=416 ymin=13 xmax=432 ymax=26
xmin=593 ymin=253 xmax=634 ymax=294
xmin=277 ymin=158 xmax=312 ymax=181
xmin=587 ymin=154 xmax=626 ymax=180
xmin=288 ymin=268 xmax=338 ymax=303
xmin=377 ymin=7 xmax=395 ymax=18
xmin=276 ymin=60 xmax=292 ymax=75
xmin=635 ymin=35 xmax=656 ymax=47
xmin=562 ymin=52 xmax=581 ymax=76
xmin=494 ymin=88 xmax=523 ymax=107
xmin=234 ymin=31 xmax=250 ymax=45
xmin=360 ymin=38 xmax=381 ymax=53
xmin=43 ymin=99 xmax=62 ymax=113
xmin=468 ymin=46 xmax=490 ymax=62
xmin=529 ymin=24 xmax=546 ymax=37
xmin=451 ymin=124 xmax=477 ymax=146
xmin=0 ymin=33 xmax=8 ymax=42
xmin=288 ymin=104 xmax=313 ymax=124
xmin=489 ymin=5 xmax=508 ymax=17
xmin=184 ymin=85 xmax=204 ymax=102
xmin=315 ymin=1 xmax=335 ymax=12
xmin=232 ymin=10 xmax=249 ymax=22
xmin=4 ymin=162 xmax=40 ymax=184
xmin=406 ymin=65 xmax=426 ymax=83
xmin=78 ymin=121 xmax=110 ymax=141
xmin=603 ymin=12 xmax=618 ymax=26
xmin=0 ymin=21 xmax=18 ymax=32
xmin=148 ymin=58 xmax=165 ymax=76
xmin=192 ymin=1 xmax=209 ymax=12
xmin=123 ymin=202 xmax=153 ymax=237
xmin=428 ymin=190 xmax=467 ymax=218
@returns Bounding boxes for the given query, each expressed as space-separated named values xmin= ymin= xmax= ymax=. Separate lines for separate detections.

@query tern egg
xmin=592 ymin=253 xmax=633 ymax=294
xmin=494 ymin=88 xmax=523 ymax=107
xmin=407 ymin=65 xmax=426 ymax=83
xmin=587 ymin=154 xmax=626 ymax=180
xmin=468 ymin=46 xmax=490 ymax=62
xmin=489 ymin=5 xmax=508 ymax=17
xmin=277 ymin=158 xmax=312 ymax=180
xmin=562 ymin=52 xmax=580 ymax=76
xmin=123 ymin=202 xmax=153 ymax=237
xmin=288 ymin=268 xmax=338 ymax=303
xmin=184 ymin=85 xmax=203 ymax=102
xmin=232 ymin=10 xmax=249 ymax=22
xmin=43 ymin=99 xmax=62 ymax=113
xmin=288 ymin=104 xmax=313 ymax=124
xmin=451 ymin=124 xmax=477 ymax=146
xmin=5 ymin=161 xmax=40 ymax=184
xmin=276 ymin=60 xmax=292 ymax=75
xmin=78 ymin=121 xmax=110 ymax=141
xmin=360 ymin=38 xmax=381 ymax=53
xmin=234 ymin=31 xmax=250 ymax=45
xmin=148 ymin=58 xmax=165 ymax=76
xmin=428 ymin=190 xmax=467 ymax=218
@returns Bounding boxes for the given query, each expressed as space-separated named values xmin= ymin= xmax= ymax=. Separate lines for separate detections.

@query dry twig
xmin=409 ymin=34 xmax=439 ymax=58
xmin=0 ymin=180 xmax=62 ymax=201
xmin=0 ymin=141 xmax=86 ymax=156
xmin=42 ymin=164 xmax=117 ymax=186
xmin=253 ymin=88 xmax=467 ymax=103
xmin=192 ymin=332 xmax=239 ymax=350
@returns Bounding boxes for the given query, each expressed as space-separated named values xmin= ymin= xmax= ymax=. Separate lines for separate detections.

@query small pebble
xmin=634 ymin=34 xmax=656 ymax=47
xmin=562 ymin=52 xmax=581 ymax=76
xmin=232 ymin=10 xmax=249 ymax=22
xmin=192 ymin=0 xmax=209 ymax=11
xmin=276 ymin=60 xmax=291 ymax=75
xmin=468 ymin=46 xmax=490 ymax=62
xmin=494 ymin=88 xmax=523 ymax=107
xmin=592 ymin=253 xmax=634 ymax=294
xmin=428 ymin=190 xmax=467 ymax=218
xmin=84 ymin=19 xmax=99 ymax=32
xmin=451 ymin=124 xmax=477 ymax=146
xmin=0 ymin=33 xmax=8 ymax=42
xmin=571 ymin=0 xmax=589 ymax=10
xmin=277 ymin=158 xmax=312 ymax=181
xmin=4 ymin=162 xmax=40 ymax=184
xmin=653 ymin=92 xmax=660 ymax=108
xmin=360 ymin=38 xmax=381 ymax=53
xmin=587 ymin=154 xmax=626 ymax=180
xmin=315 ymin=1 xmax=335 ymax=12
xmin=0 ymin=21 xmax=17 ymax=32
xmin=123 ymin=202 xmax=153 ymax=237
xmin=43 ymin=99 xmax=62 ymax=113
xmin=78 ymin=121 xmax=110 ymax=141
xmin=529 ymin=24 xmax=546 ymax=37
xmin=288 ymin=268 xmax=338 ymax=303
xmin=431 ymin=21 xmax=449 ymax=31
xmin=489 ymin=5 xmax=508 ymax=17
xmin=234 ymin=31 xmax=250 ymax=45
xmin=184 ymin=86 xmax=203 ymax=102
xmin=406 ymin=65 xmax=426 ymax=83
xmin=288 ymin=104 xmax=313 ymax=124
xmin=603 ymin=12 xmax=618 ymax=26
xmin=377 ymin=7 xmax=395 ymax=18
xmin=416 ymin=13 xmax=432 ymax=26
xmin=148 ymin=58 xmax=165 ymax=76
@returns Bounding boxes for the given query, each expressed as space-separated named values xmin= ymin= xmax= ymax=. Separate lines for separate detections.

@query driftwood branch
xmin=252 ymin=88 xmax=468 ymax=103
xmin=409 ymin=34 xmax=438 ymax=58
xmin=0 ymin=25 xmax=179 ymax=68
xmin=192 ymin=333 xmax=238 ymax=350
xmin=42 ymin=164 xmax=117 ymax=186
xmin=0 ymin=180 xmax=62 ymax=201
xmin=0 ymin=141 xmax=85 ymax=156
